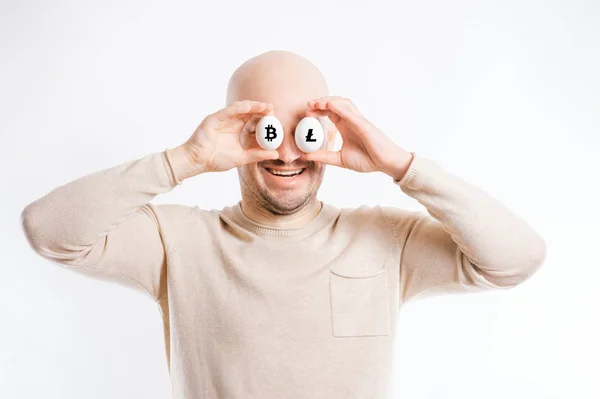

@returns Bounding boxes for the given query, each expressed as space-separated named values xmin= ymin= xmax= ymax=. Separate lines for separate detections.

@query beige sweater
xmin=20 ymin=149 xmax=547 ymax=399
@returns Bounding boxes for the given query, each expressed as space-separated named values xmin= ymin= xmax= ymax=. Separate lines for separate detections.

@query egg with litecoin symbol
xmin=295 ymin=117 xmax=324 ymax=153
xmin=256 ymin=115 xmax=284 ymax=150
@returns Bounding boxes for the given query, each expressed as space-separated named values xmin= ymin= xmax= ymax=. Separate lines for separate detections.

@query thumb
xmin=244 ymin=148 xmax=279 ymax=164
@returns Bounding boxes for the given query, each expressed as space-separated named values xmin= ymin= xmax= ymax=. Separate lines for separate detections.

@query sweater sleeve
xmin=20 ymin=149 xmax=183 ymax=302
xmin=381 ymin=153 xmax=547 ymax=306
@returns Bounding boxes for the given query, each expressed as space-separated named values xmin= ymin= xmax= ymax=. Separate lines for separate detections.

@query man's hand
xmin=167 ymin=101 xmax=280 ymax=181
xmin=305 ymin=96 xmax=414 ymax=181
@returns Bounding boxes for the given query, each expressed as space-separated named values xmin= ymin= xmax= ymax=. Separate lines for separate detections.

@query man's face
xmin=238 ymin=100 xmax=334 ymax=215
xmin=227 ymin=51 xmax=333 ymax=214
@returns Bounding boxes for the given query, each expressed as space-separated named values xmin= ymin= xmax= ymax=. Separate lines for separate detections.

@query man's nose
xmin=277 ymin=127 xmax=304 ymax=163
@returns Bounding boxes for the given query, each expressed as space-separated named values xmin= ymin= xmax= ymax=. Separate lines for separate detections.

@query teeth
xmin=267 ymin=168 xmax=303 ymax=176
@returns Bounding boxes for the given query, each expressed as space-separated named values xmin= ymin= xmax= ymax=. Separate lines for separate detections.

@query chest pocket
xmin=329 ymin=261 xmax=391 ymax=337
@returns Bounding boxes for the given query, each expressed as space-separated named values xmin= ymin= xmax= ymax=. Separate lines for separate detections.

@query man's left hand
xmin=305 ymin=96 xmax=414 ymax=181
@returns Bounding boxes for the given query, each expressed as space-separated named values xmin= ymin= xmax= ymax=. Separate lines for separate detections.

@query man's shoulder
xmin=333 ymin=204 xmax=388 ymax=231
xmin=337 ymin=203 xmax=424 ymax=231
xmin=338 ymin=203 xmax=382 ymax=221
xmin=339 ymin=203 xmax=418 ymax=220
xmin=146 ymin=203 xmax=221 ymax=226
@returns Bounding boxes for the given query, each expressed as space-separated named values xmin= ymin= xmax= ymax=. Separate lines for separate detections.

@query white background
xmin=2 ymin=0 xmax=599 ymax=398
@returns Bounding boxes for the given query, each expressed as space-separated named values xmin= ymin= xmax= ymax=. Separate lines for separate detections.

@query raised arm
xmin=382 ymin=153 xmax=547 ymax=305
xmin=20 ymin=100 xmax=280 ymax=302
xmin=20 ymin=149 xmax=183 ymax=301
xmin=302 ymin=96 xmax=547 ymax=307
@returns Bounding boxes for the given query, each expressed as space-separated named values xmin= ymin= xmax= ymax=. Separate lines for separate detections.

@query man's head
xmin=227 ymin=50 xmax=336 ymax=215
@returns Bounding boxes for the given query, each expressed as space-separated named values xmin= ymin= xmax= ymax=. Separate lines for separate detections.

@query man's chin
xmin=261 ymin=191 xmax=311 ymax=214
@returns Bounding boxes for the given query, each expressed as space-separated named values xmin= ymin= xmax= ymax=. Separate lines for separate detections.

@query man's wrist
xmin=166 ymin=144 xmax=206 ymax=182
xmin=384 ymin=150 xmax=414 ymax=182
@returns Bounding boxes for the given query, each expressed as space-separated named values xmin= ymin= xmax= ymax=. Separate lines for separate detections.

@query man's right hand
xmin=167 ymin=100 xmax=280 ymax=181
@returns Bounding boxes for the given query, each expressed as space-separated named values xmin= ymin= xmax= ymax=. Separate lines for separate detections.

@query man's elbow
xmin=472 ymin=235 xmax=548 ymax=289
xmin=21 ymin=203 xmax=42 ymax=252
xmin=493 ymin=235 xmax=548 ymax=288
xmin=520 ymin=235 xmax=548 ymax=283
xmin=20 ymin=202 xmax=61 ymax=259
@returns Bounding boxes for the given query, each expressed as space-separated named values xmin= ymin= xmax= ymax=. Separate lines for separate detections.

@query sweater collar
xmin=226 ymin=200 xmax=339 ymax=238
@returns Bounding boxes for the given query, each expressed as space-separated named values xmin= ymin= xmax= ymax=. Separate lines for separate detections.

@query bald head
xmin=226 ymin=50 xmax=329 ymax=107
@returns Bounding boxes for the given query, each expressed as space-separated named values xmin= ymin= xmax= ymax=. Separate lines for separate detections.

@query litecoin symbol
xmin=264 ymin=125 xmax=277 ymax=142
xmin=305 ymin=128 xmax=317 ymax=142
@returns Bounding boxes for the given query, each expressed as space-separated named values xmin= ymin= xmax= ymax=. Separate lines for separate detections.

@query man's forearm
xmin=21 ymin=150 xmax=179 ymax=263
xmin=395 ymin=154 xmax=547 ymax=289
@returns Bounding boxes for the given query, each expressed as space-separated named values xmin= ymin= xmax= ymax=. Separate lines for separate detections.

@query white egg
xmin=295 ymin=117 xmax=324 ymax=153
xmin=256 ymin=115 xmax=284 ymax=150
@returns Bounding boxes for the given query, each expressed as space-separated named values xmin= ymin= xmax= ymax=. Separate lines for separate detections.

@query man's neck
xmin=239 ymin=198 xmax=323 ymax=229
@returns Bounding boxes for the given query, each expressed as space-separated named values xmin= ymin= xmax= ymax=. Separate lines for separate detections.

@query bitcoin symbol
xmin=264 ymin=125 xmax=277 ymax=142
xmin=305 ymin=128 xmax=316 ymax=142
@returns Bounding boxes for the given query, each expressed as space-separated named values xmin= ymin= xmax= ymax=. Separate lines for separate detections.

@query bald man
xmin=21 ymin=50 xmax=546 ymax=398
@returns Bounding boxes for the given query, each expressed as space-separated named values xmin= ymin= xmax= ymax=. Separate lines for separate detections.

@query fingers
xmin=214 ymin=100 xmax=274 ymax=123
xmin=308 ymin=95 xmax=346 ymax=104
xmin=305 ymin=108 xmax=341 ymax=124
xmin=243 ymin=148 xmax=279 ymax=164
xmin=241 ymin=114 xmax=264 ymax=135
xmin=307 ymin=96 xmax=360 ymax=122
xmin=304 ymin=149 xmax=343 ymax=167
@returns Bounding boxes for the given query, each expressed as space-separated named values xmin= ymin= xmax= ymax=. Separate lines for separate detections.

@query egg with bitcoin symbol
xmin=256 ymin=115 xmax=284 ymax=150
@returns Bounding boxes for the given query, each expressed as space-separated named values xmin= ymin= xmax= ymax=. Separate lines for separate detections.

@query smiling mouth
xmin=264 ymin=167 xmax=306 ymax=177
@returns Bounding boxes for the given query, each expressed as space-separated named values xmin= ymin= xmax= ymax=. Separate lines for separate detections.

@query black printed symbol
xmin=305 ymin=128 xmax=316 ymax=142
xmin=264 ymin=125 xmax=277 ymax=142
